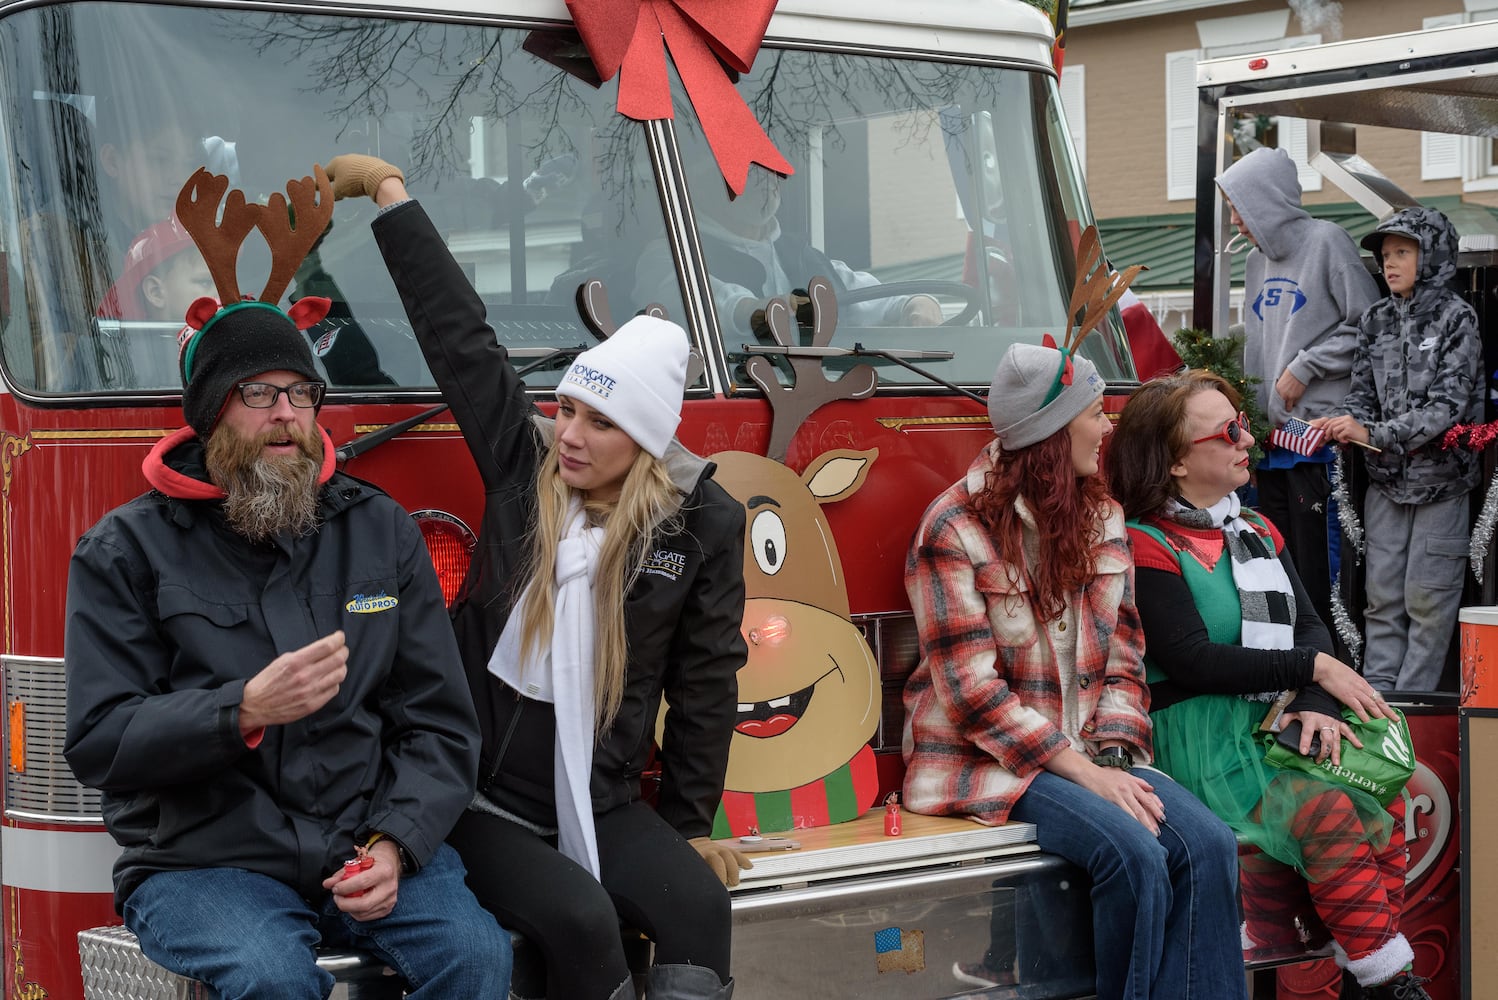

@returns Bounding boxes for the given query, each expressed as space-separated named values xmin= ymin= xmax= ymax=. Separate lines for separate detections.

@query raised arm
xmin=326 ymin=155 xmax=542 ymax=492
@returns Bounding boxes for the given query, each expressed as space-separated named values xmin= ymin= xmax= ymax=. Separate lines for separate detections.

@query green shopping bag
xmin=1261 ymin=706 xmax=1416 ymax=807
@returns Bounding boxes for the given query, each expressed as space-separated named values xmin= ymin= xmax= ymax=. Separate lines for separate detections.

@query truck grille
xmin=4 ymin=655 xmax=102 ymax=819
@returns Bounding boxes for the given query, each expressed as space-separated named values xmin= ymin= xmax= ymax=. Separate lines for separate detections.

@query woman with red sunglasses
xmin=1109 ymin=371 xmax=1427 ymax=1000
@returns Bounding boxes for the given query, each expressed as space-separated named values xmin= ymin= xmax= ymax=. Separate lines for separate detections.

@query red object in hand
xmin=884 ymin=795 xmax=902 ymax=837
xmin=341 ymin=854 xmax=376 ymax=896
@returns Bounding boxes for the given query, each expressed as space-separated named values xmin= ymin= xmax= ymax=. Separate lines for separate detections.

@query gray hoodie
xmin=1217 ymin=147 xmax=1379 ymax=431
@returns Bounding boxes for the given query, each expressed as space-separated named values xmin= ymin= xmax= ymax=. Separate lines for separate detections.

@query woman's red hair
xmin=969 ymin=430 xmax=1113 ymax=623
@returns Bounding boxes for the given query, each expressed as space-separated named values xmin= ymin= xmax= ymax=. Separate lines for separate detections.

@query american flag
xmin=1269 ymin=417 xmax=1328 ymax=457
xmin=873 ymin=926 xmax=926 ymax=974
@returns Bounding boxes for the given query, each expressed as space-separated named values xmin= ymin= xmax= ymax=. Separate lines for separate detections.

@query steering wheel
xmin=835 ymin=280 xmax=981 ymax=327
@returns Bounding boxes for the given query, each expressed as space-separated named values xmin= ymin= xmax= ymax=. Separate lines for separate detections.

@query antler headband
xmin=175 ymin=164 xmax=336 ymax=378
xmin=1040 ymin=224 xmax=1147 ymax=404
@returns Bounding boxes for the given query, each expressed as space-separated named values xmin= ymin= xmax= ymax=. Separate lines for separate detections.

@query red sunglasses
xmin=1192 ymin=411 xmax=1250 ymax=445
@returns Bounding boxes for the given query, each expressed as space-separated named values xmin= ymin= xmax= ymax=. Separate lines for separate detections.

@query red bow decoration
xmin=1040 ymin=333 xmax=1076 ymax=386
xmin=567 ymin=0 xmax=794 ymax=195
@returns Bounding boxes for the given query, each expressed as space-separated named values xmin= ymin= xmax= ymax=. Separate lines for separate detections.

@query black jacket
xmin=64 ymin=429 xmax=479 ymax=910
xmin=373 ymin=201 xmax=746 ymax=839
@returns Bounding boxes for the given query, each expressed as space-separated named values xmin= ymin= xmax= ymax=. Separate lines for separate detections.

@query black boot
xmin=1362 ymin=972 xmax=1433 ymax=1000
xmin=642 ymin=963 xmax=732 ymax=1000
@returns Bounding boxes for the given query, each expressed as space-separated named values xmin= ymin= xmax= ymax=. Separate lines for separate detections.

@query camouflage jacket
xmin=1345 ymin=207 xmax=1484 ymax=504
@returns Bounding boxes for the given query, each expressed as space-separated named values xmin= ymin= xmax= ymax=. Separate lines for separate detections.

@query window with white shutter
xmin=1059 ymin=65 xmax=1086 ymax=176
xmin=1279 ymin=117 xmax=1322 ymax=192
xmin=1165 ymin=49 xmax=1198 ymax=201
xmin=1174 ymin=21 xmax=1320 ymax=201
xmin=1421 ymin=13 xmax=1465 ymax=180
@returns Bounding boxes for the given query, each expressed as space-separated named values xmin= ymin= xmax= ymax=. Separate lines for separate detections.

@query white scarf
xmin=487 ymin=497 xmax=605 ymax=880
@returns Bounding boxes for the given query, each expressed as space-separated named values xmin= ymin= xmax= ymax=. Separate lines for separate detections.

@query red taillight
xmin=411 ymin=510 xmax=477 ymax=608
xmin=1248 ymin=57 xmax=1269 ymax=71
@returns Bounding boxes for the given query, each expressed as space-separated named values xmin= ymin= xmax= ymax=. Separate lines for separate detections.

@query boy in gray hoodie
xmin=1216 ymin=147 xmax=1379 ymax=636
xmin=1314 ymin=207 xmax=1483 ymax=692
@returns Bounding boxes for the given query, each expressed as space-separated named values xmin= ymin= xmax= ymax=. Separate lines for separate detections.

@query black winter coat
xmin=373 ymin=201 xmax=746 ymax=839
xmin=64 ymin=431 xmax=479 ymax=910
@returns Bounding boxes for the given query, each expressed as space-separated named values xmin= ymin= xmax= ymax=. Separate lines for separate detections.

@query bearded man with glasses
xmin=61 ymin=298 xmax=511 ymax=999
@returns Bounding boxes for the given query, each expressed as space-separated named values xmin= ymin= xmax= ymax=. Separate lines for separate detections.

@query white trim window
xmin=1421 ymin=8 xmax=1498 ymax=186
xmin=1059 ymin=64 xmax=1086 ymax=176
xmin=1165 ymin=49 xmax=1198 ymax=200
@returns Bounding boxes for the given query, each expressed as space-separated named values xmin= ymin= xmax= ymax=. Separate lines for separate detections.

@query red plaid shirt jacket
xmin=901 ymin=442 xmax=1153 ymax=825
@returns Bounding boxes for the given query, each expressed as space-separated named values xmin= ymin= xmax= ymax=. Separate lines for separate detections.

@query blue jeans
xmin=124 ymin=844 xmax=512 ymax=1000
xmin=1011 ymin=768 xmax=1247 ymax=1000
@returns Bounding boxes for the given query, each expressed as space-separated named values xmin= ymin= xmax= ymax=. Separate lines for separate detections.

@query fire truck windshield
xmin=0 ymin=2 xmax=1127 ymax=402
xmin=663 ymin=48 xmax=1127 ymax=389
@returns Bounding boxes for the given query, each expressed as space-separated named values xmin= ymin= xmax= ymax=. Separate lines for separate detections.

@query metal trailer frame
xmin=1189 ymin=21 xmax=1498 ymax=336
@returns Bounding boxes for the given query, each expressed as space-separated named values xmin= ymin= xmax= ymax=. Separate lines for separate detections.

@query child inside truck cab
xmin=901 ymin=341 xmax=1249 ymax=999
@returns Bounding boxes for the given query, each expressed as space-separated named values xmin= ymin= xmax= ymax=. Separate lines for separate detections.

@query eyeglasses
xmin=235 ymin=381 xmax=324 ymax=409
xmin=1191 ymin=411 xmax=1250 ymax=445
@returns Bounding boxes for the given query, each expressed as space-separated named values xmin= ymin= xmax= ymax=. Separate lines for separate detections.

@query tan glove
xmin=688 ymin=836 xmax=753 ymax=887
xmin=323 ymin=154 xmax=405 ymax=201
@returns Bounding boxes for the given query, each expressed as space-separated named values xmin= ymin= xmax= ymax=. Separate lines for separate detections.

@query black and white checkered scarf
xmin=1164 ymin=493 xmax=1296 ymax=701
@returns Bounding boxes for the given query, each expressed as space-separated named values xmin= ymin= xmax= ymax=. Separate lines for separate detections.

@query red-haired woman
xmin=902 ymin=343 xmax=1247 ymax=1000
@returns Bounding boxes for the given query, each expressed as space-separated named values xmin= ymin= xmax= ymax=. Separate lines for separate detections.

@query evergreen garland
xmin=1170 ymin=327 xmax=1266 ymax=466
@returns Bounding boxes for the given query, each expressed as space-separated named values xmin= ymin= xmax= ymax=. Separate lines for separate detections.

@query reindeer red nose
xmin=747 ymin=615 xmax=792 ymax=647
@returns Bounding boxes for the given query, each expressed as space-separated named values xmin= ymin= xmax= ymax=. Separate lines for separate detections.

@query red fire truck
xmin=0 ymin=0 xmax=1155 ymax=996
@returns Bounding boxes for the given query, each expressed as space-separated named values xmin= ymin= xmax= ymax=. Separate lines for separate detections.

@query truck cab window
xmin=0 ymin=3 xmax=687 ymax=397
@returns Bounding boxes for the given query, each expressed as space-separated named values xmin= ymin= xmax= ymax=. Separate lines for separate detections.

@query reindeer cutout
xmin=666 ymin=447 xmax=882 ymax=837
xmin=659 ymin=275 xmax=894 ymax=835
xmin=176 ymin=165 xmax=335 ymax=347
xmin=743 ymin=276 xmax=877 ymax=462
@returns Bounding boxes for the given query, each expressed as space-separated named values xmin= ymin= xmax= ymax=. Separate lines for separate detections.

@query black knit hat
xmin=180 ymin=301 xmax=322 ymax=439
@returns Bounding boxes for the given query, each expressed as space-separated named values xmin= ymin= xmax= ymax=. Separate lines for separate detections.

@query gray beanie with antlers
xmin=988 ymin=343 xmax=1104 ymax=451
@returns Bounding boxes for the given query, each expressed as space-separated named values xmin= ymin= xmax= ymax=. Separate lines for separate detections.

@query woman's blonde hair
xmin=518 ymin=439 xmax=685 ymax=732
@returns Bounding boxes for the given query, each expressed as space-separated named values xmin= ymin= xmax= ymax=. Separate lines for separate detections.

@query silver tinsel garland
xmin=1471 ymin=467 xmax=1498 ymax=586
xmin=1328 ymin=450 xmax=1364 ymax=665
xmin=1331 ymin=449 xmax=1364 ymax=560
xmin=1329 ymin=581 xmax=1363 ymax=668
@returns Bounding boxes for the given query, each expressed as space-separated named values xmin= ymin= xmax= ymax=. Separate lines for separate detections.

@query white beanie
xmin=555 ymin=315 xmax=689 ymax=459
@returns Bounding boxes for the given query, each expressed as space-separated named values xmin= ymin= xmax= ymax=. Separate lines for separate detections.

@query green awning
xmin=1097 ymin=197 xmax=1498 ymax=293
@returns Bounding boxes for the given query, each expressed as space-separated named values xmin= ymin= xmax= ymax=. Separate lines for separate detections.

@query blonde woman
xmin=328 ymin=156 xmax=747 ymax=1000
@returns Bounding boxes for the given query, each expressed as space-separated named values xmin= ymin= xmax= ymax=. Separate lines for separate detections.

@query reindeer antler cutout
xmin=256 ymin=166 xmax=335 ymax=305
xmin=574 ymin=278 xmax=705 ymax=386
xmin=1059 ymin=225 xmax=1146 ymax=356
xmin=176 ymin=168 xmax=259 ymax=304
xmin=744 ymin=276 xmax=877 ymax=462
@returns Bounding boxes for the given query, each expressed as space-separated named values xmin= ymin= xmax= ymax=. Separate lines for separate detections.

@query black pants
xmin=1256 ymin=463 xmax=1334 ymax=631
xmin=449 ymin=801 xmax=731 ymax=1000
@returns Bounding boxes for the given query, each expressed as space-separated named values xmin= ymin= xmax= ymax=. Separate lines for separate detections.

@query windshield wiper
xmin=742 ymin=343 xmax=986 ymax=406
xmin=335 ymin=345 xmax=589 ymax=462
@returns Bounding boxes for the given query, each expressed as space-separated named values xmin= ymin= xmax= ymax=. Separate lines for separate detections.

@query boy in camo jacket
xmin=1313 ymin=206 xmax=1484 ymax=692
